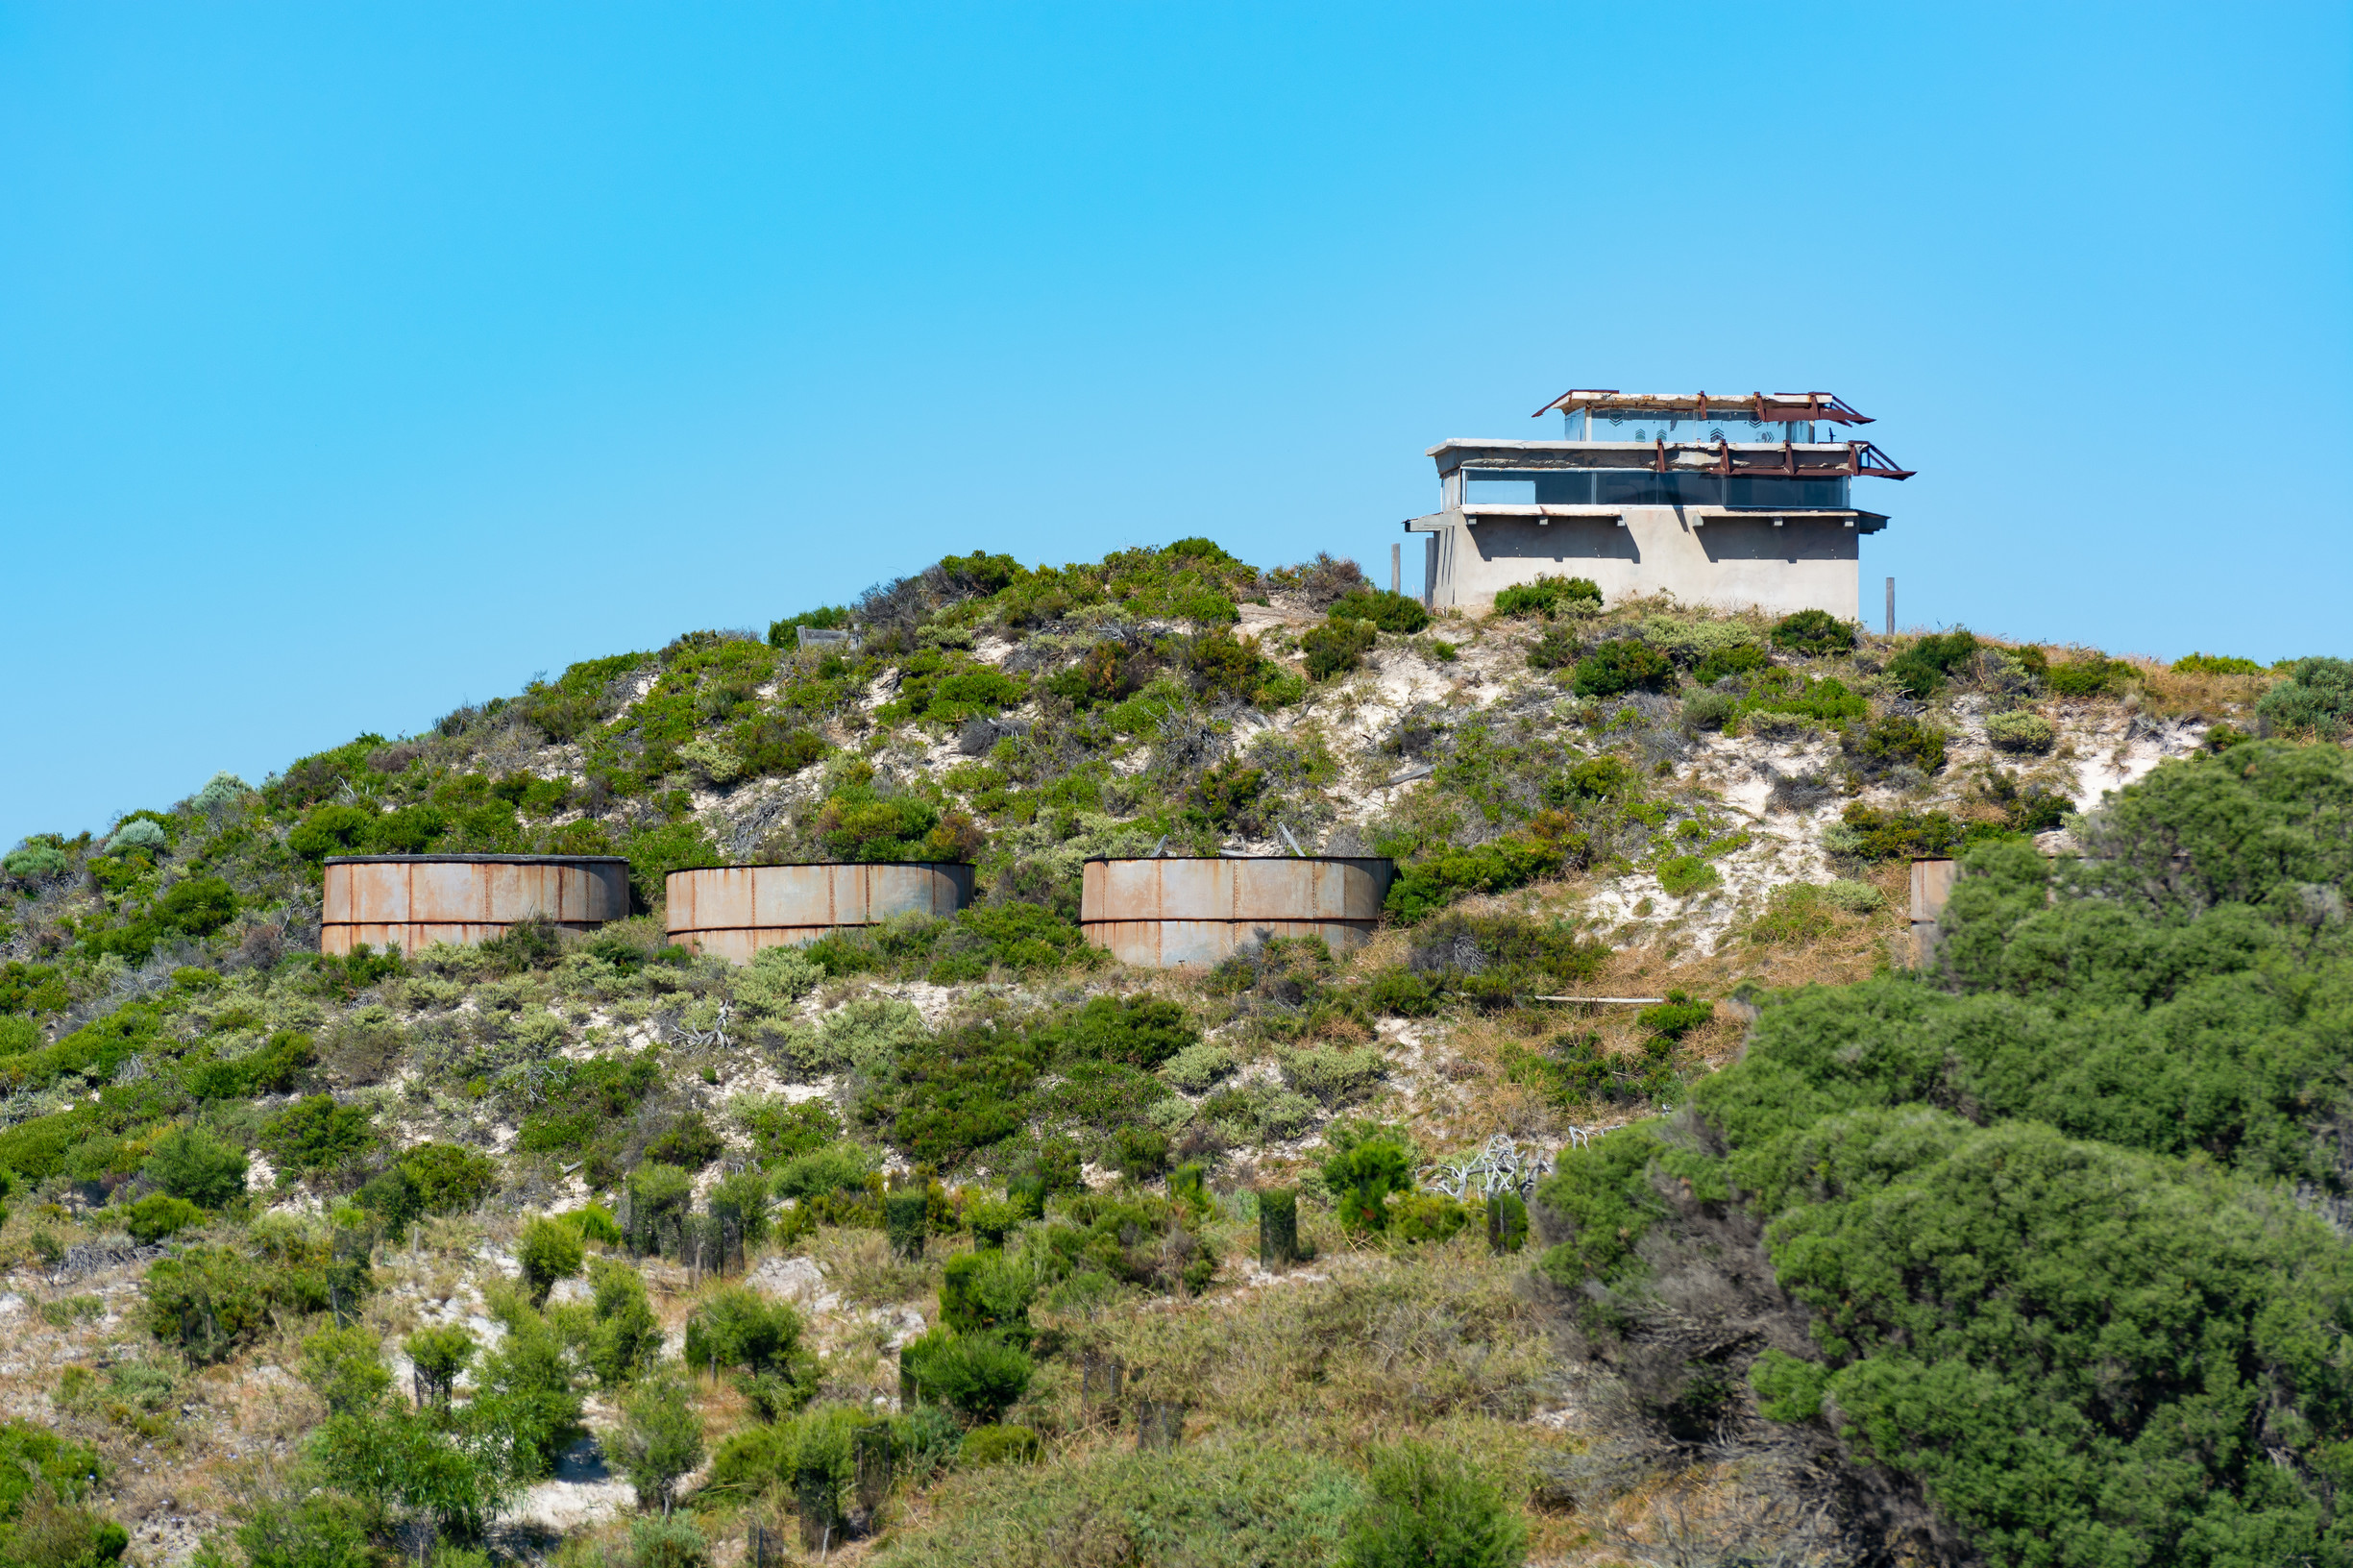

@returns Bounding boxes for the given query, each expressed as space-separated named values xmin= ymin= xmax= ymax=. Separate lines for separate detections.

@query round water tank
xmin=666 ymin=862 xmax=975 ymax=963
xmin=1080 ymin=856 xmax=1397 ymax=968
xmin=321 ymin=855 xmax=630 ymax=956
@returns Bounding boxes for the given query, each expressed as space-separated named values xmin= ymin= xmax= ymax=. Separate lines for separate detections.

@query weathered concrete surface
xmin=1410 ymin=506 xmax=1866 ymax=621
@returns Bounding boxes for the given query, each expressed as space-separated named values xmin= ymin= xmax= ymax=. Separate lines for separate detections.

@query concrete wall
xmin=1411 ymin=507 xmax=1861 ymax=619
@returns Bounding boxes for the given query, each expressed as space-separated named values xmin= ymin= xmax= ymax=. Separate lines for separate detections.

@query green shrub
xmin=773 ymin=1141 xmax=875 ymax=1200
xmin=643 ymin=1110 xmax=723 ymax=1171
xmin=1327 ymin=589 xmax=1431 ymax=635
xmin=738 ymin=1097 xmax=839 ymax=1164
xmin=259 ymin=1095 xmax=376 ymax=1175
xmin=1338 ymin=1440 xmax=1526 ymax=1568
xmin=1525 ymin=624 xmax=1581 ymax=672
xmin=1385 ymin=1190 xmax=1472 ymax=1244
xmin=1569 ymin=639 xmax=1675 ymax=698
xmin=1984 ymin=710 xmax=2056 ymax=753
xmin=1161 ymin=1041 xmax=1239 ymax=1090
xmin=1303 ymin=619 xmax=1380 ymax=681
xmin=1822 ymin=803 xmax=1971 ymax=861
xmin=1681 ymin=689 xmax=1738 ymax=731
xmin=144 ymin=1124 xmax=248 ymax=1210
xmin=940 ymin=1249 xmax=1037 ymax=1338
xmin=1505 ymin=1031 xmax=1679 ymax=1109
xmin=1744 ymin=672 xmax=1869 ymax=726
xmin=903 ymin=1329 xmax=1034 ymax=1424
xmin=1401 ymin=912 xmax=1607 ymax=1009
xmin=1279 ymin=1046 xmax=1388 ymax=1108
xmin=1770 ymin=608 xmax=1854 ymax=657
xmin=1322 ymin=1127 xmax=1415 ymax=1232
xmin=1654 ymin=854 xmax=1719 ymax=897
xmin=1884 ymin=629 xmax=1979 ymax=697
xmin=1491 ymin=575 xmax=1601 ymax=619
xmin=1384 ymin=836 xmax=1566 ymax=924
xmin=1691 ymin=641 xmax=1768 ymax=684
xmin=120 ymin=1192 xmax=203 ymax=1244
xmin=1842 ymin=713 xmax=1948 ymax=777
xmin=145 ymin=1236 xmax=364 ymax=1364
xmin=960 ymin=1424 xmax=1042 ymax=1467
xmin=1033 ymin=995 xmax=1197 ymax=1069
xmin=1359 ymin=968 xmax=1437 ymax=1017
xmin=2257 ymin=655 xmax=2353 ymax=738
xmin=1485 ymin=1192 xmax=1528 ymax=1255
xmin=1635 ymin=991 xmax=1712 ymax=1040
xmin=1111 ymin=1124 xmax=1171 ymax=1182
xmin=184 ymin=1031 xmax=313 ymax=1099
xmin=2171 ymin=651 xmax=2264 ymax=675
xmin=624 ymin=1163 xmax=696 ymax=1257
xmin=2045 ymin=655 xmax=2136 ymax=698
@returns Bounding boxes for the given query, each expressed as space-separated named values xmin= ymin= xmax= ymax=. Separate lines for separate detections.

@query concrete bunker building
xmin=1406 ymin=389 xmax=1914 ymax=619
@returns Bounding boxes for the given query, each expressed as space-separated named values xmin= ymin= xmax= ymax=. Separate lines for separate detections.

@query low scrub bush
xmin=1821 ymin=803 xmax=1972 ymax=862
xmin=1525 ymin=625 xmax=1581 ymax=672
xmin=1327 ymin=589 xmax=1430 ymax=635
xmin=1654 ymin=854 xmax=1719 ymax=897
xmin=2171 ymin=651 xmax=2264 ymax=675
xmin=2044 ymin=654 xmax=2137 ymax=698
xmin=1884 ymin=628 xmax=1979 ymax=697
xmin=1403 ymin=912 xmax=1607 ymax=1009
xmin=1570 ymin=639 xmax=1675 ymax=698
xmin=1384 ymin=835 xmax=1567 ymax=923
xmin=1303 ymin=618 xmax=1380 ymax=681
xmin=1770 ymin=608 xmax=1854 ymax=657
xmin=1339 ymin=1439 xmax=1525 ymax=1568
xmin=1984 ymin=709 xmax=2056 ymax=752
xmin=2257 ymin=655 xmax=2353 ymax=738
xmin=961 ymin=1424 xmax=1041 ymax=1467
xmin=1491 ymin=575 xmax=1601 ymax=619
xmin=1842 ymin=713 xmax=1948 ymax=778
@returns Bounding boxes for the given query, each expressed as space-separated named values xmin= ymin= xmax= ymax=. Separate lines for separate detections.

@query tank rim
xmin=1081 ymin=854 xmax=1396 ymax=865
xmin=323 ymin=854 xmax=630 ymax=866
xmin=666 ymin=861 xmax=976 ymax=872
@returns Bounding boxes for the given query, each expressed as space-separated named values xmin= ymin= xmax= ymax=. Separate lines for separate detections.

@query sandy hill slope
xmin=0 ymin=538 xmax=2338 ymax=1568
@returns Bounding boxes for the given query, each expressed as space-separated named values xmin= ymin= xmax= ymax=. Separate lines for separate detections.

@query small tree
xmin=405 ymin=1325 xmax=476 ymax=1409
xmin=299 ymin=1324 xmax=392 ymax=1416
xmin=516 ymin=1216 xmax=584 ymax=1307
xmin=681 ymin=1286 xmax=817 ymax=1419
xmin=614 ymin=1375 xmax=704 ymax=1516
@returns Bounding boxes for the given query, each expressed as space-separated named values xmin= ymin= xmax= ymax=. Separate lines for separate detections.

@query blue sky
xmin=4 ymin=3 xmax=2347 ymax=845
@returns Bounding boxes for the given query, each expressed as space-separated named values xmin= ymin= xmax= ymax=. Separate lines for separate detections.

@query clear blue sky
xmin=5 ymin=3 xmax=2348 ymax=845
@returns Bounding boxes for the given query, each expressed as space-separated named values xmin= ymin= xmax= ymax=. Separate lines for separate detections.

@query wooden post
xmin=1390 ymin=542 xmax=1401 ymax=593
xmin=1885 ymin=576 xmax=1895 ymax=637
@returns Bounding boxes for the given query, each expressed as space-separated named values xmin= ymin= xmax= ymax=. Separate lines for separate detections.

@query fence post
xmin=796 ymin=1465 xmax=837 ymax=1554
xmin=1136 ymin=1400 xmax=1185 ymax=1452
xmin=854 ymin=1423 xmax=893 ymax=1517
xmin=1259 ymin=1188 xmax=1299 ymax=1269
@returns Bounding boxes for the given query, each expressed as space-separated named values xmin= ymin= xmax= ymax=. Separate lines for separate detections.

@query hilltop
xmin=3 ymin=536 xmax=2351 ymax=1568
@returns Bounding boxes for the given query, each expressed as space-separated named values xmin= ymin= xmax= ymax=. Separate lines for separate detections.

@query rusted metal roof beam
xmin=1533 ymin=388 xmax=1876 ymax=425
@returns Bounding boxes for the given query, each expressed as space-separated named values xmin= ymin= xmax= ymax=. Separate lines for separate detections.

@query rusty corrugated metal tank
xmin=1080 ymin=855 xmax=1397 ymax=968
xmin=666 ymin=863 xmax=975 ymax=963
xmin=321 ymin=854 xmax=630 ymax=956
